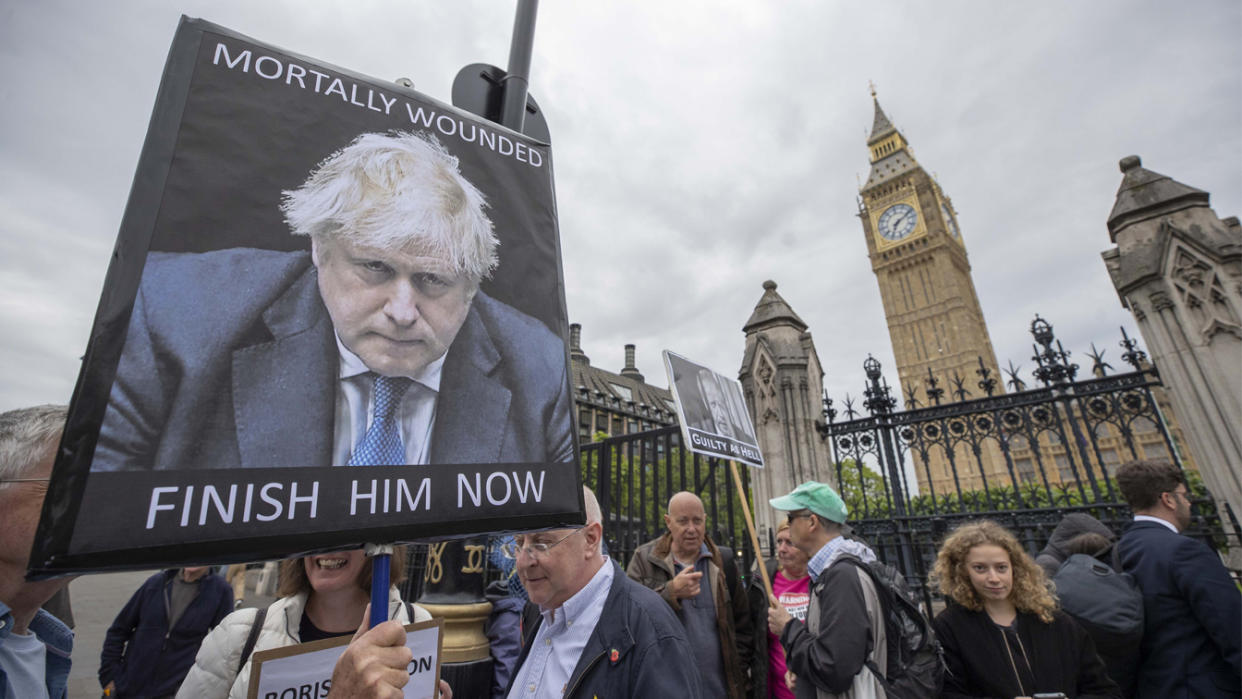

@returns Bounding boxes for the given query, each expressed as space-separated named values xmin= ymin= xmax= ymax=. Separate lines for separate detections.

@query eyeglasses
xmin=514 ymin=528 xmax=585 ymax=558
xmin=787 ymin=511 xmax=815 ymax=522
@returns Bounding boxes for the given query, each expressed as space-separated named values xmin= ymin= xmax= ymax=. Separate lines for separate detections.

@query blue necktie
xmin=348 ymin=375 xmax=413 ymax=466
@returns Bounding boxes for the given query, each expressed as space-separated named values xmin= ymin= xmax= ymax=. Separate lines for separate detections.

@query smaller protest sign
xmin=247 ymin=618 xmax=442 ymax=699
xmin=663 ymin=351 xmax=764 ymax=468
xmin=664 ymin=350 xmax=772 ymax=598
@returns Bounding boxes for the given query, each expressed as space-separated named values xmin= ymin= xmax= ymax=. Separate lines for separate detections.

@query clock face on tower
xmin=877 ymin=203 xmax=918 ymax=241
xmin=941 ymin=203 xmax=959 ymax=237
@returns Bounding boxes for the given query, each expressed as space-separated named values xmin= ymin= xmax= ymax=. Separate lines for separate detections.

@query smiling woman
xmin=176 ymin=547 xmax=431 ymax=699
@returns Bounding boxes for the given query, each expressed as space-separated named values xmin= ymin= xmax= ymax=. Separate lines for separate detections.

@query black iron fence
xmin=405 ymin=316 xmax=1239 ymax=611
xmin=573 ymin=316 xmax=1239 ymax=614
xmin=400 ymin=429 xmax=759 ymax=603
xmin=820 ymin=316 xmax=1240 ymax=609
xmin=580 ymin=426 xmax=755 ymax=571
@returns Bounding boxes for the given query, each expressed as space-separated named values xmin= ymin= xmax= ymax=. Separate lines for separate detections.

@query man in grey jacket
xmin=767 ymin=482 xmax=886 ymax=699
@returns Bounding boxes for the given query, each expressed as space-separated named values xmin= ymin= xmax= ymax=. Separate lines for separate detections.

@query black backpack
xmin=1052 ymin=550 xmax=1143 ymax=637
xmin=832 ymin=556 xmax=944 ymax=699
xmin=1051 ymin=550 xmax=1143 ymax=694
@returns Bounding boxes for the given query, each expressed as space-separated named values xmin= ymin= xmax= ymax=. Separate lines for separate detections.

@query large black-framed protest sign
xmin=663 ymin=351 xmax=764 ymax=468
xmin=29 ymin=16 xmax=582 ymax=577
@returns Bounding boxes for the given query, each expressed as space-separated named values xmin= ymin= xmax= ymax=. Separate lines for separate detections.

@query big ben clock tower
xmin=858 ymin=89 xmax=1005 ymax=492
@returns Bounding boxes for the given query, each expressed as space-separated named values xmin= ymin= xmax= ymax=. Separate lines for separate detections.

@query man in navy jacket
xmin=1116 ymin=459 xmax=1241 ymax=699
xmin=99 ymin=567 xmax=232 ymax=697
xmin=506 ymin=487 xmax=702 ymax=698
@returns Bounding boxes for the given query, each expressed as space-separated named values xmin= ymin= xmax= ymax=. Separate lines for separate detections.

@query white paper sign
xmin=247 ymin=618 xmax=443 ymax=699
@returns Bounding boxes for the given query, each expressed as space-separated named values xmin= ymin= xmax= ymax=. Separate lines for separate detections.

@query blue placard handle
xmin=365 ymin=544 xmax=393 ymax=629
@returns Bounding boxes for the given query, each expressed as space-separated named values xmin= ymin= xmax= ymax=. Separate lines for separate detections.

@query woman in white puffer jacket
xmin=177 ymin=548 xmax=430 ymax=699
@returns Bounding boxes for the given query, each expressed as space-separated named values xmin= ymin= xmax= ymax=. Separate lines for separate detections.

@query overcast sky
xmin=1 ymin=0 xmax=1239 ymax=416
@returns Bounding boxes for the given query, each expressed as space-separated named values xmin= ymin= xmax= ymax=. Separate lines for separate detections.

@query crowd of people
xmin=2 ymin=403 xmax=1240 ymax=698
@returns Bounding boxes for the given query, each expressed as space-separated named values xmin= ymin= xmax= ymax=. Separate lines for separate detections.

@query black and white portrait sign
xmin=663 ymin=351 xmax=763 ymax=468
xmin=29 ymin=17 xmax=582 ymax=576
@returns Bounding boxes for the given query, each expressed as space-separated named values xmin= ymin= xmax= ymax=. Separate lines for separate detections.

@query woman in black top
xmin=930 ymin=520 xmax=1121 ymax=699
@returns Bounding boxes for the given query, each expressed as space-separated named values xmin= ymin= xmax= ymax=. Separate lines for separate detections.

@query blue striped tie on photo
xmin=348 ymin=374 xmax=413 ymax=466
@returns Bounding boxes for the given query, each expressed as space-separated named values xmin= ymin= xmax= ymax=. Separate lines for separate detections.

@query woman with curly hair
xmin=931 ymin=520 xmax=1120 ymax=699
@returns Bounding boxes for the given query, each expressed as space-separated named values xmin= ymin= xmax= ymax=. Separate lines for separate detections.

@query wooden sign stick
xmin=728 ymin=460 xmax=774 ymax=604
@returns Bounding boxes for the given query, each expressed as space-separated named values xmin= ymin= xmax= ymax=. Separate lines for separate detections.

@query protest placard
xmin=29 ymin=16 xmax=582 ymax=576
xmin=663 ymin=350 xmax=770 ymax=596
xmin=247 ymin=619 xmax=443 ymax=699
xmin=663 ymin=350 xmax=764 ymax=468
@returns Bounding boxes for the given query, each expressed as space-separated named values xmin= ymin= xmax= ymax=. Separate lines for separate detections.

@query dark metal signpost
xmin=425 ymin=2 xmax=550 ymax=693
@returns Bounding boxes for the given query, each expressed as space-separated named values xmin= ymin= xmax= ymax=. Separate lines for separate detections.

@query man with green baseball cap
xmin=766 ymin=482 xmax=885 ymax=698
xmin=768 ymin=482 xmax=848 ymax=526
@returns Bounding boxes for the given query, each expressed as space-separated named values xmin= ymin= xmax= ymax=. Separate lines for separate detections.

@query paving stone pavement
xmin=62 ymin=567 xmax=275 ymax=699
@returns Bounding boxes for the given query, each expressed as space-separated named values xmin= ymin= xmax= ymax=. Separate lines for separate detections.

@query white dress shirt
xmin=1133 ymin=514 xmax=1179 ymax=533
xmin=508 ymin=559 xmax=613 ymax=699
xmin=330 ymin=335 xmax=444 ymax=465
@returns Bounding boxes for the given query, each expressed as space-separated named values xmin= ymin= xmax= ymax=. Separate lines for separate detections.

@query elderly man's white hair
xmin=583 ymin=486 xmax=602 ymax=525
xmin=0 ymin=404 xmax=67 ymax=486
xmin=583 ymin=486 xmax=603 ymax=554
xmin=281 ymin=130 xmax=499 ymax=282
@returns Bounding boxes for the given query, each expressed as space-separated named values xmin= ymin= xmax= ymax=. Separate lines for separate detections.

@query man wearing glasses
xmin=505 ymin=487 xmax=701 ymax=698
xmin=766 ymin=481 xmax=885 ymax=698
xmin=1116 ymin=459 xmax=1241 ymax=699
xmin=0 ymin=405 xmax=73 ymax=699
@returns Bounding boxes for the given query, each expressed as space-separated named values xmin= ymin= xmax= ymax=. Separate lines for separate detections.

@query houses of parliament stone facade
xmin=567 ymin=323 xmax=677 ymax=443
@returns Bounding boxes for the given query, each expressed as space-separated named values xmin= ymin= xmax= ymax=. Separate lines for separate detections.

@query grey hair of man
xmin=0 ymin=405 xmax=67 ymax=486
xmin=583 ymin=486 xmax=603 ymax=556
xmin=280 ymin=130 xmax=500 ymax=284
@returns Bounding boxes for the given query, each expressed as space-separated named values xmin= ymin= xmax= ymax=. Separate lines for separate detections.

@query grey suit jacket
xmin=93 ymin=248 xmax=575 ymax=471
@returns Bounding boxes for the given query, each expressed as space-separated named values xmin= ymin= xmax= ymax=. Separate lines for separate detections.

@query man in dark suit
xmin=1116 ymin=459 xmax=1241 ymax=698
xmin=93 ymin=130 xmax=573 ymax=471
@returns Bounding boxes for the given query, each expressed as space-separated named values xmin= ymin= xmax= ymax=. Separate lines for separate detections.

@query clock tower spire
xmin=865 ymin=90 xmax=912 ymax=174
xmin=857 ymin=89 xmax=1005 ymax=493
